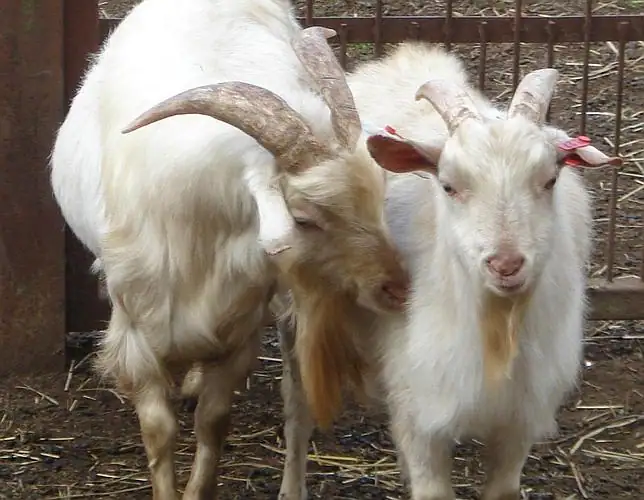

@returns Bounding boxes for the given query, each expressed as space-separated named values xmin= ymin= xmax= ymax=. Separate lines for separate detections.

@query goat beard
xmin=479 ymin=289 xmax=531 ymax=386
xmin=289 ymin=285 xmax=369 ymax=430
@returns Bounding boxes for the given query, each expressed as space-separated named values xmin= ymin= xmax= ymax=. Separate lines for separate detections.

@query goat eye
xmin=544 ymin=177 xmax=557 ymax=190
xmin=442 ymin=183 xmax=456 ymax=195
xmin=294 ymin=217 xmax=320 ymax=230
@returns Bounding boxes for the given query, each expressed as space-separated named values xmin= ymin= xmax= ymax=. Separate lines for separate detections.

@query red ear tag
xmin=558 ymin=135 xmax=591 ymax=152
xmin=384 ymin=125 xmax=404 ymax=139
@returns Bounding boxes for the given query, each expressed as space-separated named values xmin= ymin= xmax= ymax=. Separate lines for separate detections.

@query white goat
xmin=49 ymin=1 xmax=411 ymax=498
xmin=275 ymin=42 xmax=622 ymax=500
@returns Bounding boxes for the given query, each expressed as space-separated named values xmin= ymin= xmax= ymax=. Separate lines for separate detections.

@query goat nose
xmin=486 ymin=253 xmax=525 ymax=277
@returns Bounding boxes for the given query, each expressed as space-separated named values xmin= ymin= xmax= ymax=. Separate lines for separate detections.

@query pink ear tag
xmin=557 ymin=135 xmax=591 ymax=152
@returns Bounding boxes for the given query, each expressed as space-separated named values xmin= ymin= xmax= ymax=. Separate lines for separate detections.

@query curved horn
xmin=121 ymin=82 xmax=331 ymax=171
xmin=415 ymin=78 xmax=482 ymax=135
xmin=292 ymin=26 xmax=362 ymax=152
xmin=507 ymin=68 xmax=559 ymax=124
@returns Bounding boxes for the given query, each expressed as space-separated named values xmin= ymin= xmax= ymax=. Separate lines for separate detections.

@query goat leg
xmin=277 ymin=317 xmax=313 ymax=500
xmin=390 ymin=412 xmax=455 ymax=500
xmin=134 ymin=381 xmax=179 ymax=500
xmin=481 ymin=424 xmax=532 ymax=500
xmin=182 ymin=337 xmax=260 ymax=500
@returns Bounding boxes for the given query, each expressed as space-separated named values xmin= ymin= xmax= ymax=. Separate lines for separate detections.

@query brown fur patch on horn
xmin=479 ymin=290 xmax=531 ymax=386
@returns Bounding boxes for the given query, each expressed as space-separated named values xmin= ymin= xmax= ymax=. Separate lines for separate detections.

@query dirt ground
xmin=2 ymin=1 xmax=643 ymax=499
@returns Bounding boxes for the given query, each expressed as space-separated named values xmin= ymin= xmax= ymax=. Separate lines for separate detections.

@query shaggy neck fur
xmin=284 ymin=277 xmax=372 ymax=429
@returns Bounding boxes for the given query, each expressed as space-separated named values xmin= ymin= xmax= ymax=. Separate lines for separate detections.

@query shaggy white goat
xmin=49 ymin=1 xmax=410 ymax=498
xmin=275 ymin=42 xmax=622 ymax=500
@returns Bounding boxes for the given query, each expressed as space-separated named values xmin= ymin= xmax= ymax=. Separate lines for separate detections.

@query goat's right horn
xmin=121 ymin=81 xmax=331 ymax=171
xmin=292 ymin=26 xmax=362 ymax=152
xmin=415 ymin=78 xmax=482 ymax=135
xmin=507 ymin=68 xmax=559 ymax=125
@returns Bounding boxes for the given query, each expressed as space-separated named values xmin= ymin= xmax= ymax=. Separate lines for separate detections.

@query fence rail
xmin=100 ymin=15 xmax=644 ymax=45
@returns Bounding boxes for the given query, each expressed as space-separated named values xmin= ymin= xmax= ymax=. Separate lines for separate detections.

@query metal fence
xmin=6 ymin=0 xmax=642 ymax=371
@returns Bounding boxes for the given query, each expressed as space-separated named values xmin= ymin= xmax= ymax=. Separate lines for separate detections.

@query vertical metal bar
xmin=338 ymin=23 xmax=348 ymax=70
xmin=641 ymin=237 xmax=644 ymax=282
xmin=375 ymin=0 xmax=383 ymax=57
xmin=478 ymin=22 xmax=488 ymax=91
xmin=444 ymin=0 xmax=454 ymax=52
xmin=640 ymin=239 xmax=644 ymax=282
xmin=512 ymin=0 xmax=523 ymax=91
xmin=546 ymin=21 xmax=556 ymax=68
xmin=305 ymin=0 xmax=314 ymax=27
xmin=605 ymin=22 xmax=628 ymax=283
xmin=546 ymin=20 xmax=556 ymax=122
xmin=408 ymin=21 xmax=420 ymax=41
xmin=580 ymin=0 xmax=593 ymax=135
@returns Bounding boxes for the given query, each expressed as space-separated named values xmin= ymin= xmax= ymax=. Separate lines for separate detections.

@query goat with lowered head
xmin=275 ymin=42 xmax=622 ymax=500
xmin=49 ymin=1 xmax=410 ymax=498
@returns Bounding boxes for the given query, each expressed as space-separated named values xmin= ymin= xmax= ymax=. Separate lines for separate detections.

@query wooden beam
xmin=63 ymin=0 xmax=110 ymax=351
xmin=587 ymin=277 xmax=644 ymax=321
xmin=0 ymin=0 xmax=66 ymax=374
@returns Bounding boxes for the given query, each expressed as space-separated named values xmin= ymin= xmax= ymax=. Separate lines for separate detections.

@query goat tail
xmin=94 ymin=311 xmax=167 ymax=397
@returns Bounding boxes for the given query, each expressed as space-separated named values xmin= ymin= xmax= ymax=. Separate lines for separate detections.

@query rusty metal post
xmin=0 ymin=0 xmax=66 ymax=374
xmin=62 ymin=0 xmax=110 ymax=358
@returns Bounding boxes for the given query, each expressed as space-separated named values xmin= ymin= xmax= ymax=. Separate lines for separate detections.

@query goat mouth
xmin=378 ymin=290 xmax=408 ymax=313
xmin=489 ymin=279 xmax=527 ymax=296
xmin=356 ymin=286 xmax=408 ymax=314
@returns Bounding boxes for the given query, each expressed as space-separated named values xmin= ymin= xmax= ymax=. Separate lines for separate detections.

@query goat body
xmin=277 ymin=42 xmax=620 ymax=500
xmin=50 ymin=1 xmax=410 ymax=498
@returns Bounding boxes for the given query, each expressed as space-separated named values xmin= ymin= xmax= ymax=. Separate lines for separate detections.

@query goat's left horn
xmin=507 ymin=68 xmax=559 ymax=125
xmin=121 ymin=81 xmax=331 ymax=171
xmin=292 ymin=26 xmax=362 ymax=152
xmin=415 ymin=78 xmax=483 ymax=135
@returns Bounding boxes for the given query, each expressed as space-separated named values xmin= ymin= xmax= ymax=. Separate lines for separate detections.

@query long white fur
xmin=277 ymin=42 xmax=594 ymax=500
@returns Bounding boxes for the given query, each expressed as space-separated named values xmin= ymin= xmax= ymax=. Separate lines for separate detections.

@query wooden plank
xmin=587 ymin=277 xmax=644 ymax=321
xmin=63 ymin=0 xmax=110 ymax=349
xmin=0 ymin=0 xmax=66 ymax=374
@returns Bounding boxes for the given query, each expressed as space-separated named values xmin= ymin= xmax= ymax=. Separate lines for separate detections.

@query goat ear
xmin=558 ymin=144 xmax=623 ymax=169
xmin=366 ymin=135 xmax=440 ymax=174
xmin=547 ymin=130 xmax=623 ymax=169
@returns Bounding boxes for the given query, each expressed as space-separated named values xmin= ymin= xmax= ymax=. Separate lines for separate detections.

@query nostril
xmin=511 ymin=255 xmax=525 ymax=274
